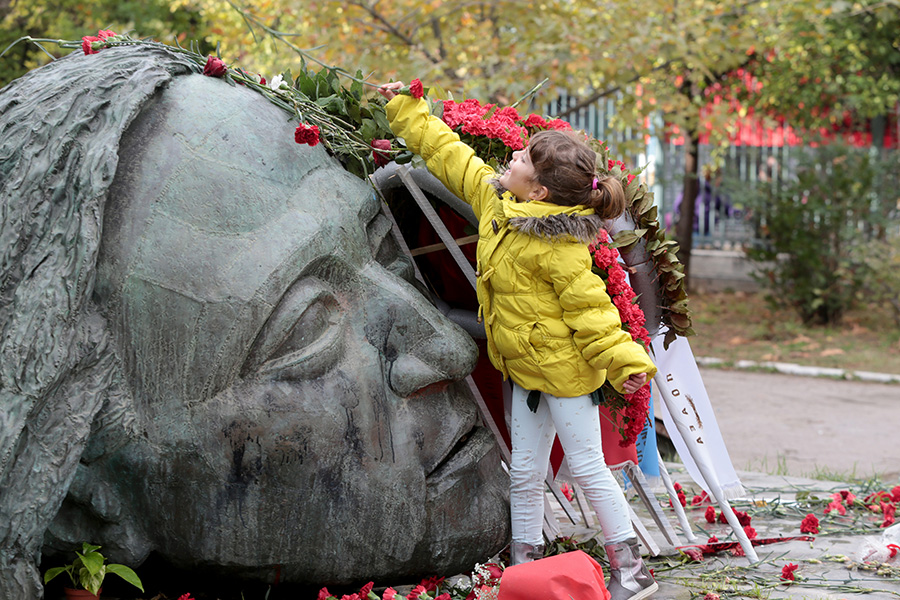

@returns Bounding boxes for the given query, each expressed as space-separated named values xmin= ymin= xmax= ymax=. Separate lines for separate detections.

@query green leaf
xmin=106 ymin=564 xmax=144 ymax=592
xmin=78 ymin=551 xmax=103 ymax=576
xmin=350 ymin=70 xmax=363 ymax=100
xmin=43 ymin=566 xmax=69 ymax=584
xmin=372 ymin=110 xmax=391 ymax=135
xmin=359 ymin=118 xmax=377 ymax=142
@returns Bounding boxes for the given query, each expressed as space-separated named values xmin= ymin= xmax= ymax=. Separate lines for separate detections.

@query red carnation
xmin=317 ymin=588 xmax=332 ymax=600
xmin=419 ymin=576 xmax=445 ymax=592
xmin=523 ymin=114 xmax=548 ymax=129
xmin=203 ymin=55 xmax=228 ymax=77
xmin=800 ymin=513 xmax=819 ymax=534
xmin=435 ymin=595 xmax=451 ymax=600
xmin=372 ymin=139 xmax=392 ymax=167
xmin=409 ymin=78 xmax=424 ymax=99
xmin=707 ymin=535 xmax=718 ymax=543
xmin=407 ymin=585 xmax=427 ymax=600
xmin=294 ymin=123 xmax=321 ymax=146
xmin=705 ymin=506 xmax=717 ymax=523
xmin=781 ymin=563 xmax=799 ymax=581
xmin=484 ymin=563 xmax=504 ymax=580
xmin=358 ymin=582 xmax=374 ymax=597
xmin=382 ymin=588 xmax=397 ymax=600
xmin=82 ymin=29 xmax=118 ymax=54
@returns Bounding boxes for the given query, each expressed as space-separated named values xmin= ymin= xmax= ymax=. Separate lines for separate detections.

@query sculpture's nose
xmin=361 ymin=263 xmax=478 ymax=398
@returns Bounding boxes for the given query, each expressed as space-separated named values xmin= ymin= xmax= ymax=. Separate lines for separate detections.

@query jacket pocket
xmin=492 ymin=321 xmax=533 ymax=361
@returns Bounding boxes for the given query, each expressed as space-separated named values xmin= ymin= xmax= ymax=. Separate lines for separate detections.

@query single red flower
xmin=744 ymin=525 xmax=757 ymax=539
xmin=734 ymin=510 xmax=752 ymax=527
xmin=177 ymin=595 xmax=195 ymax=600
xmin=317 ymin=588 xmax=332 ymax=600
xmin=294 ymin=123 xmax=321 ymax=146
xmin=372 ymin=139 xmax=392 ymax=167
xmin=891 ymin=486 xmax=900 ymax=502
xmin=419 ymin=576 xmax=445 ymax=592
xmin=888 ymin=544 xmax=900 ymax=558
xmin=484 ymin=563 xmax=504 ymax=580
xmin=691 ymin=494 xmax=705 ymax=506
xmin=339 ymin=595 xmax=359 ymax=600
xmin=407 ymin=585 xmax=427 ymax=600
xmin=545 ymin=118 xmax=572 ymax=130
xmin=522 ymin=114 xmax=548 ymax=129
xmin=409 ymin=78 xmax=424 ymax=99
xmin=781 ymin=563 xmax=799 ymax=581
xmin=434 ymin=595 xmax=451 ymax=600
xmin=800 ymin=513 xmax=819 ymax=534
xmin=824 ymin=500 xmax=846 ymax=515
xmin=703 ymin=594 xmax=721 ymax=600
xmin=560 ymin=482 xmax=574 ymax=502
xmin=681 ymin=547 xmax=703 ymax=562
xmin=81 ymin=35 xmax=101 ymax=55
xmin=382 ymin=588 xmax=397 ymax=600
xmin=358 ymin=582 xmax=374 ymax=597
xmin=707 ymin=535 xmax=718 ymax=543
xmin=203 ymin=55 xmax=228 ymax=77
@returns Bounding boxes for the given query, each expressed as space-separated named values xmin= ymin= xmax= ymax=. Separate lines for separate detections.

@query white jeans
xmin=509 ymin=382 xmax=634 ymax=546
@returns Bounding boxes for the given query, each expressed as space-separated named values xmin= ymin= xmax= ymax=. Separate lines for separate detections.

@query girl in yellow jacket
xmin=380 ymin=83 xmax=658 ymax=600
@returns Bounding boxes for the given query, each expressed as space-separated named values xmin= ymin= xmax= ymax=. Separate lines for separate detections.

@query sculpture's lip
xmin=424 ymin=425 xmax=496 ymax=484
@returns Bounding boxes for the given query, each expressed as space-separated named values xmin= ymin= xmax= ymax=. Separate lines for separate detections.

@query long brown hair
xmin=527 ymin=130 xmax=625 ymax=220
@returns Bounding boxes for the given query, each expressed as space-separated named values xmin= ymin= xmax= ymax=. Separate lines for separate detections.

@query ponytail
xmin=585 ymin=175 xmax=625 ymax=220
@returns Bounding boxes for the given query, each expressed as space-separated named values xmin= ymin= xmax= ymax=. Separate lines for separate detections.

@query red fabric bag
xmin=497 ymin=551 xmax=611 ymax=600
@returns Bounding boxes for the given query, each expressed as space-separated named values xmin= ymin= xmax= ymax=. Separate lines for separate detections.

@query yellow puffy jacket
xmin=386 ymin=95 xmax=657 ymax=397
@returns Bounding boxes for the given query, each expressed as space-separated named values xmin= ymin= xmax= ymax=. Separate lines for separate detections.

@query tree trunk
xmin=675 ymin=130 xmax=700 ymax=289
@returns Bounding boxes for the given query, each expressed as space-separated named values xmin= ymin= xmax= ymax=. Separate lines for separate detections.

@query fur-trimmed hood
xmin=504 ymin=199 xmax=605 ymax=244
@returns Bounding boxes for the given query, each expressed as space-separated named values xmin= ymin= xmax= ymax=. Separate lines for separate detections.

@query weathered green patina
xmin=0 ymin=45 xmax=509 ymax=599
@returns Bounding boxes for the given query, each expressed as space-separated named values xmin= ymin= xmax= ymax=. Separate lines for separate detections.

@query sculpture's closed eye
xmin=243 ymin=277 xmax=343 ymax=380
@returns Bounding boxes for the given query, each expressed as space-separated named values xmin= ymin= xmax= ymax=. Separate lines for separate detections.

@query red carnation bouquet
xmin=436 ymin=97 xmax=573 ymax=169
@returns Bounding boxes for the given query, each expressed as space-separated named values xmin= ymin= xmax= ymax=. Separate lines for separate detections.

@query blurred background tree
xmin=2 ymin=0 xmax=897 ymax=293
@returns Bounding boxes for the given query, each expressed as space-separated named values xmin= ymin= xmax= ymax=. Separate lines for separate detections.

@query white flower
xmin=269 ymin=74 xmax=284 ymax=91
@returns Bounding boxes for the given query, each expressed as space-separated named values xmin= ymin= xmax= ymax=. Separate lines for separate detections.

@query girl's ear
xmin=528 ymin=183 xmax=549 ymax=202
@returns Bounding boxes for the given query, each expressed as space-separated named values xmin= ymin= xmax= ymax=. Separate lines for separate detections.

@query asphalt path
xmin=694 ymin=367 xmax=900 ymax=481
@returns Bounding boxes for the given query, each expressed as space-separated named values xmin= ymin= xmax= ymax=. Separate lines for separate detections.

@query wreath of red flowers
xmin=589 ymin=229 xmax=653 ymax=447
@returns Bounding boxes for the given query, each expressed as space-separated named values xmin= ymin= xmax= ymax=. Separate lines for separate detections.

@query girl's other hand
xmin=378 ymin=81 xmax=404 ymax=100
xmin=622 ymin=373 xmax=648 ymax=395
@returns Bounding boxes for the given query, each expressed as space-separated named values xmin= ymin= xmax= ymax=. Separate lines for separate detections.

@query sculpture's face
xmin=93 ymin=75 xmax=509 ymax=582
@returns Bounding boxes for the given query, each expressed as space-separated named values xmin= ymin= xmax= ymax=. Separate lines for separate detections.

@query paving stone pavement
xmin=551 ymin=365 xmax=900 ymax=600
xmin=554 ymin=467 xmax=900 ymax=599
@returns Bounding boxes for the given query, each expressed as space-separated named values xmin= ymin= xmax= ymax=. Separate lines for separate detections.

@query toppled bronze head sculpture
xmin=0 ymin=45 xmax=509 ymax=599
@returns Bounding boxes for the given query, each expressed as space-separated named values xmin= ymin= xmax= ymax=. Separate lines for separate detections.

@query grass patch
xmin=686 ymin=290 xmax=900 ymax=375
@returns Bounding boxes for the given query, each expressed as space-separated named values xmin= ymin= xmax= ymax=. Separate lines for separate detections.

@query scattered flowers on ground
xmin=780 ymin=562 xmax=799 ymax=581
xmin=801 ymin=513 xmax=820 ymax=534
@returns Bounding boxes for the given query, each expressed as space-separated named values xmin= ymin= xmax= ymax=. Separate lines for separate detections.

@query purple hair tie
xmin=591 ymin=177 xmax=599 ymax=190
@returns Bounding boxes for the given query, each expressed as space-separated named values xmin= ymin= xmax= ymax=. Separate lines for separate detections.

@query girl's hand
xmin=378 ymin=82 xmax=404 ymax=100
xmin=622 ymin=373 xmax=648 ymax=395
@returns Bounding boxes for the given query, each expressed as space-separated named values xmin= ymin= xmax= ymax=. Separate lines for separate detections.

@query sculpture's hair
xmin=0 ymin=46 xmax=198 ymax=598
